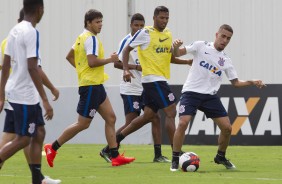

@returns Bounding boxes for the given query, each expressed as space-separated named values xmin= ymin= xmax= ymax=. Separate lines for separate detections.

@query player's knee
xmin=178 ymin=120 xmax=189 ymax=131
xmin=221 ymin=124 xmax=232 ymax=135
xmin=106 ymin=113 xmax=116 ymax=126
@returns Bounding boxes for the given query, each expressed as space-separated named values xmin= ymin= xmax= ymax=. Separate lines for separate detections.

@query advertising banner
xmin=161 ymin=84 xmax=282 ymax=145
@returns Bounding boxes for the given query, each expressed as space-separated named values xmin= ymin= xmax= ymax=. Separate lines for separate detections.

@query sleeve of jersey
xmin=25 ymin=29 xmax=39 ymax=59
xmin=4 ymin=36 xmax=12 ymax=57
xmin=225 ymin=61 xmax=238 ymax=80
xmin=129 ymin=29 xmax=149 ymax=49
xmin=117 ymin=37 xmax=131 ymax=61
xmin=185 ymin=41 xmax=203 ymax=55
xmin=85 ymin=36 xmax=99 ymax=56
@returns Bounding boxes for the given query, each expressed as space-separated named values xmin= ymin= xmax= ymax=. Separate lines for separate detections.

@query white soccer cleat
xmin=42 ymin=176 xmax=61 ymax=184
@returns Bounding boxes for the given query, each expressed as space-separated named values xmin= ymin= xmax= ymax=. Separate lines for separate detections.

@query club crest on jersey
xmin=133 ymin=101 xmax=140 ymax=109
xmin=218 ymin=57 xmax=225 ymax=66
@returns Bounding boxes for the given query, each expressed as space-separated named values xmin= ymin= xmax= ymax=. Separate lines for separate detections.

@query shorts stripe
xmin=22 ymin=105 xmax=28 ymax=135
xmin=127 ymin=96 xmax=134 ymax=112
xmin=83 ymin=86 xmax=93 ymax=116
xmin=154 ymin=82 xmax=168 ymax=107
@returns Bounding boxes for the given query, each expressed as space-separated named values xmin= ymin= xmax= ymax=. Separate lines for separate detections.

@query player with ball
xmin=170 ymin=24 xmax=266 ymax=172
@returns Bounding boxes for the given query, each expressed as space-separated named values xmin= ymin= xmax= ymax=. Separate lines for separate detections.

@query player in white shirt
xmin=0 ymin=1 xmax=54 ymax=183
xmin=170 ymin=24 xmax=266 ymax=171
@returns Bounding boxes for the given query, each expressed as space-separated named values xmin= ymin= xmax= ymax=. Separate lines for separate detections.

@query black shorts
xmin=3 ymin=106 xmax=44 ymax=133
xmin=179 ymin=91 xmax=227 ymax=118
xmin=8 ymin=103 xmax=43 ymax=137
xmin=77 ymin=85 xmax=107 ymax=119
xmin=121 ymin=94 xmax=144 ymax=115
xmin=142 ymin=81 xmax=176 ymax=112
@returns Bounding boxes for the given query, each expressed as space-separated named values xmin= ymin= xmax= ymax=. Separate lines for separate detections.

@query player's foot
xmin=100 ymin=149 xmax=111 ymax=163
xmin=42 ymin=176 xmax=61 ymax=184
xmin=111 ymin=154 xmax=135 ymax=166
xmin=214 ymin=155 xmax=236 ymax=169
xmin=153 ymin=155 xmax=171 ymax=163
xmin=44 ymin=144 xmax=57 ymax=167
xmin=170 ymin=161 xmax=179 ymax=172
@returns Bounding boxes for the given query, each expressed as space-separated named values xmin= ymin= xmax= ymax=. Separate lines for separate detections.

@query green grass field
xmin=0 ymin=145 xmax=282 ymax=184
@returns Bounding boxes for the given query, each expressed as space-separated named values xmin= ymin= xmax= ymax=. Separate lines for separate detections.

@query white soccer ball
xmin=179 ymin=152 xmax=200 ymax=172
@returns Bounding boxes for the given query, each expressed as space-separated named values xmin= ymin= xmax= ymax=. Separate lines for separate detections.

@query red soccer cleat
xmin=111 ymin=154 xmax=135 ymax=166
xmin=44 ymin=144 xmax=57 ymax=167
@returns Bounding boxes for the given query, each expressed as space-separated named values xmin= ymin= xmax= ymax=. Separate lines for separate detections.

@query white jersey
xmin=4 ymin=20 xmax=40 ymax=105
xmin=182 ymin=41 xmax=238 ymax=95
xmin=118 ymin=33 xmax=143 ymax=95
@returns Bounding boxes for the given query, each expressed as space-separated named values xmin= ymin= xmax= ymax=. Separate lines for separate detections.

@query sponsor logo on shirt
xmin=199 ymin=61 xmax=222 ymax=76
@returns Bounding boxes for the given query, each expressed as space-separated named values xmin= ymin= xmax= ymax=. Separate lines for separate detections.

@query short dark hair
xmin=84 ymin=9 xmax=103 ymax=28
xmin=131 ymin=13 xmax=145 ymax=24
xmin=23 ymin=0 xmax=44 ymax=15
xmin=154 ymin=6 xmax=169 ymax=16
xmin=219 ymin=24 xmax=233 ymax=33
xmin=18 ymin=8 xmax=24 ymax=23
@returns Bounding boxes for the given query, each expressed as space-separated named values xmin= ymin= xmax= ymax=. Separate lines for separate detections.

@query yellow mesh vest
xmin=137 ymin=26 xmax=172 ymax=79
xmin=1 ymin=38 xmax=7 ymax=61
xmin=74 ymin=31 xmax=107 ymax=86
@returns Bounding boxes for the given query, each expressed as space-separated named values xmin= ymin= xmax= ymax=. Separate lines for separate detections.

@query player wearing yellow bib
xmin=116 ymin=6 xmax=192 ymax=155
xmin=44 ymin=9 xmax=135 ymax=167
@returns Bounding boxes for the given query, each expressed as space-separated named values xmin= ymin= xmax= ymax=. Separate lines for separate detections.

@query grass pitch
xmin=0 ymin=145 xmax=282 ymax=184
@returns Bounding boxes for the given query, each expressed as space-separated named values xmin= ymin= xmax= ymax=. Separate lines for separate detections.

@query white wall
xmin=0 ymin=0 xmax=281 ymax=87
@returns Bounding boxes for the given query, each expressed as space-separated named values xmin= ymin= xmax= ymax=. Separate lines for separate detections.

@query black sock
xmin=217 ymin=150 xmax=226 ymax=157
xmin=109 ymin=147 xmax=119 ymax=158
xmin=103 ymin=145 xmax=110 ymax=153
xmin=172 ymin=151 xmax=180 ymax=164
xmin=116 ymin=133 xmax=125 ymax=144
xmin=52 ymin=140 xmax=61 ymax=151
xmin=154 ymin=144 xmax=162 ymax=158
xmin=29 ymin=164 xmax=44 ymax=180
xmin=30 ymin=164 xmax=42 ymax=184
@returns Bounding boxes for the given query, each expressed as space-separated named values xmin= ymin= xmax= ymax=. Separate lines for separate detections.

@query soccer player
xmin=0 ymin=8 xmax=61 ymax=184
xmin=118 ymin=6 xmax=192 ymax=156
xmin=100 ymin=13 xmax=171 ymax=163
xmin=0 ymin=0 xmax=54 ymax=183
xmin=44 ymin=9 xmax=135 ymax=167
xmin=170 ymin=24 xmax=266 ymax=171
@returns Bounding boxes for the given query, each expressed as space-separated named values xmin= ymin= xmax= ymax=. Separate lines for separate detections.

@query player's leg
xmin=213 ymin=116 xmax=235 ymax=169
xmin=44 ymin=115 xmax=92 ymax=167
xmin=170 ymin=115 xmax=193 ymax=171
xmin=97 ymin=96 xmax=135 ymax=166
xmin=44 ymin=86 xmax=96 ymax=167
xmin=201 ymin=94 xmax=235 ymax=169
xmin=0 ymin=103 xmax=36 ymax=182
xmin=151 ymin=112 xmax=171 ymax=162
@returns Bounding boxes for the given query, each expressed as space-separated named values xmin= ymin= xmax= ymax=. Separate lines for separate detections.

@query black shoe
xmin=153 ymin=155 xmax=171 ymax=163
xmin=170 ymin=161 xmax=179 ymax=172
xmin=100 ymin=149 xmax=111 ymax=163
xmin=214 ymin=155 xmax=236 ymax=169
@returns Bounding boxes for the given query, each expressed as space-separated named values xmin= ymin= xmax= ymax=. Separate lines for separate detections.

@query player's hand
xmin=123 ymin=70 xmax=135 ymax=82
xmin=51 ymin=88 xmax=60 ymax=101
xmin=43 ymin=100 xmax=53 ymax=120
xmin=173 ymin=39 xmax=183 ymax=49
xmin=110 ymin=52 xmax=119 ymax=62
xmin=253 ymin=80 xmax=266 ymax=89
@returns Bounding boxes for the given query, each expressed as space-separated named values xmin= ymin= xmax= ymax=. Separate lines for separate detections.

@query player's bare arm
xmin=66 ymin=49 xmax=75 ymax=68
xmin=230 ymin=78 xmax=266 ymax=89
xmin=38 ymin=66 xmax=60 ymax=101
xmin=114 ymin=60 xmax=141 ymax=71
xmin=28 ymin=57 xmax=53 ymax=120
xmin=0 ymin=54 xmax=11 ymax=113
xmin=171 ymin=55 xmax=193 ymax=66
xmin=87 ymin=52 xmax=118 ymax=67
xmin=122 ymin=45 xmax=135 ymax=82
